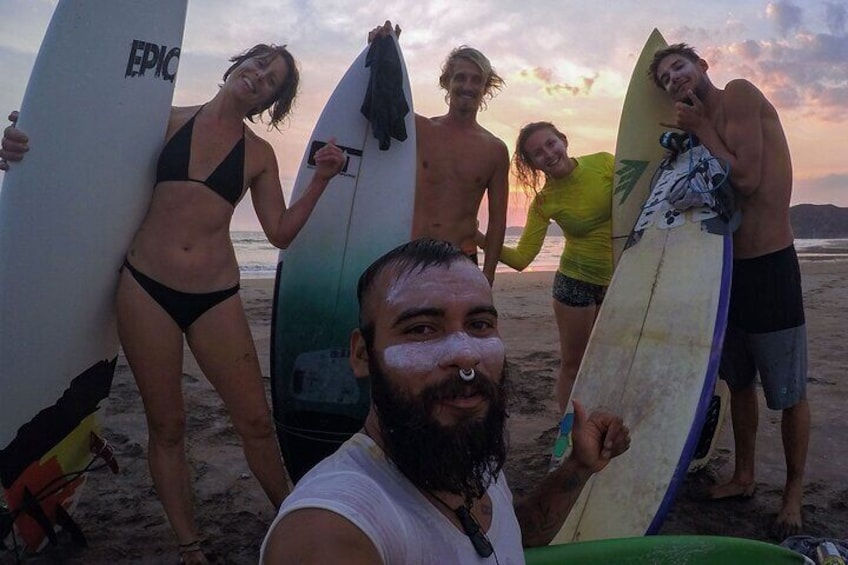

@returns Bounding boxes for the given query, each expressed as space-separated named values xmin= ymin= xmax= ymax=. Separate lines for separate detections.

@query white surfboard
xmin=550 ymin=145 xmax=733 ymax=540
xmin=0 ymin=0 xmax=187 ymax=551
xmin=612 ymin=28 xmax=731 ymax=478
xmin=271 ymin=33 xmax=416 ymax=483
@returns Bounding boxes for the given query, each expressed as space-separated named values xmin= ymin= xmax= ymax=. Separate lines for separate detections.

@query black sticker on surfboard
xmin=125 ymin=40 xmax=180 ymax=82
xmin=307 ymin=141 xmax=363 ymax=178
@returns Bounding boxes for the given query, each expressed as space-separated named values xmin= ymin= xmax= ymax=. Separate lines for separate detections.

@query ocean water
xmin=232 ymin=231 xmax=566 ymax=279
xmin=233 ymin=231 xmax=848 ymax=280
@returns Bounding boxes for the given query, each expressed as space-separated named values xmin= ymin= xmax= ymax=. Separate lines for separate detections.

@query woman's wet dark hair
xmin=223 ymin=43 xmax=299 ymax=129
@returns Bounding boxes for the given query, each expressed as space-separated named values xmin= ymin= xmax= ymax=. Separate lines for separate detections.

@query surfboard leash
xmin=6 ymin=432 xmax=118 ymax=518
xmin=684 ymin=136 xmax=731 ymax=196
xmin=0 ymin=432 xmax=119 ymax=558
xmin=643 ymin=133 xmax=732 ymax=212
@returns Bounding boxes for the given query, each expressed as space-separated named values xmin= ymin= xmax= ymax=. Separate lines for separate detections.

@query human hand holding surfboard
xmin=310 ymin=137 xmax=346 ymax=181
xmin=368 ymin=20 xmax=401 ymax=43
xmin=0 ymin=111 xmax=26 ymax=170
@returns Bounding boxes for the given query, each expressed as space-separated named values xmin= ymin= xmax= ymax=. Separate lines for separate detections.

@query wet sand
xmin=7 ymin=258 xmax=846 ymax=564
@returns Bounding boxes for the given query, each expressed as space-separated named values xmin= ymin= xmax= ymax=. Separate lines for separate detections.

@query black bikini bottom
xmin=123 ymin=260 xmax=239 ymax=331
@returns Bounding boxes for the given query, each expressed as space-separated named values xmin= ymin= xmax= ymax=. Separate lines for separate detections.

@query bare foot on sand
xmin=178 ymin=541 xmax=209 ymax=565
xmin=773 ymin=484 xmax=804 ymax=540
xmin=708 ymin=480 xmax=756 ymax=500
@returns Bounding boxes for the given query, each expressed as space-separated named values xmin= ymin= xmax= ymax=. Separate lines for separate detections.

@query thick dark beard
xmin=369 ymin=356 xmax=509 ymax=502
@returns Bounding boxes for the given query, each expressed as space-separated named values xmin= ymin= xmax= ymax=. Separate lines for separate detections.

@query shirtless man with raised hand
xmin=649 ymin=43 xmax=809 ymax=540
xmin=370 ymin=22 xmax=510 ymax=284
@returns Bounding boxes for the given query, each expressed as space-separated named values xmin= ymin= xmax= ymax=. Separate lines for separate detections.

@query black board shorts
xmin=720 ymin=245 xmax=807 ymax=409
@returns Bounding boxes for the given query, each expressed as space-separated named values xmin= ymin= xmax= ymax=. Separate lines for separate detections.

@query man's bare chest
xmin=419 ymin=141 xmax=494 ymax=186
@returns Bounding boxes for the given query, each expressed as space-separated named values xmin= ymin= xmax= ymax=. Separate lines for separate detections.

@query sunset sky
xmin=1 ymin=0 xmax=846 ymax=230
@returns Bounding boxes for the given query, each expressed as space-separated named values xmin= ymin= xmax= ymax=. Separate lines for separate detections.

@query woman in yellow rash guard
xmin=483 ymin=122 xmax=613 ymax=411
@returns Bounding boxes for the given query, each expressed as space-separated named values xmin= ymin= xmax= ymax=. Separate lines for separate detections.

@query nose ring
xmin=459 ymin=368 xmax=476 ymax=382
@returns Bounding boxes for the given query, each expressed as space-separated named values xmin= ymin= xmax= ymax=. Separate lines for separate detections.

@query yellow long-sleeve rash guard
xmin=499 ymin=152 xmax=614 ymax=286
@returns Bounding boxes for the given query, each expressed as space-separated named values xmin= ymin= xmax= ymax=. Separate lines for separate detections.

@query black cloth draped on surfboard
xmin=360 ymin=35 xmax=409 ymax=150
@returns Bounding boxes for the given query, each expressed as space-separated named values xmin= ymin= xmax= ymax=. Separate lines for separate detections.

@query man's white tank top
xmin=260 ymin=433 xmax=525 ymax=564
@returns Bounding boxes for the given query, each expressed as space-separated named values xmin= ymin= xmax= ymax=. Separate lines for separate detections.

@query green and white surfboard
xmin=526 ymin=535 xmax=813 ymax=564
xmin=270 ymin=34 xmax=416 ymax=483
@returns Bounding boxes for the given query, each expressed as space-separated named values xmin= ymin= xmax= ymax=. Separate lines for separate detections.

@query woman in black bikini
xmin=2 ymin=44 xmax=345 ymax=564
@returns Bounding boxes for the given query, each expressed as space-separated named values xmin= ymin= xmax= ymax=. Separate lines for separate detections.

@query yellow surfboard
xmin=611 ymin=28 xmax=674 ymax=266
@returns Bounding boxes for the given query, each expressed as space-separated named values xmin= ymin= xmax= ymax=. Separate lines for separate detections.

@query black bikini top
xmin=155 ymin=106 xmax=246 ymax=206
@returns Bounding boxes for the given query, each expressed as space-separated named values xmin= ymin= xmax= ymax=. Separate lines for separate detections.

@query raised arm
xmin=494 ymin=196 xmax=550 ymax=272
xmin=513 ymin=400 xmax=630 ymax=547
xmin=250 ymin=138 xmax=345 ymax=249
xmin=676 ymin=80 xmax=765 ymax=195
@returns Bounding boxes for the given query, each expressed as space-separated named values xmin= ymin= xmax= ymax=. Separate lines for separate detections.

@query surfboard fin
xmin=55 ymin=504 xmax=87 ymax=547
xmin=0 ymin=503 xmax=12 ymax=549
xmin=21 ymin=487 xmax=58 ymax=545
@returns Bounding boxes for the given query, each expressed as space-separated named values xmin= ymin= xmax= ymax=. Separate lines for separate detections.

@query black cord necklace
xmin=427 ymin=491 xmax=499 ymax=562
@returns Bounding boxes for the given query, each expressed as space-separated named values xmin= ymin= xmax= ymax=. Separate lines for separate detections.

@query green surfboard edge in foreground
xmin=524 ymin=535 xmax=812 ymax=564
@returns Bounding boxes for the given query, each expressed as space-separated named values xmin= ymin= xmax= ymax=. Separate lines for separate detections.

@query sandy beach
xmin=6 ymin=256 xmax=846 ymax=564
